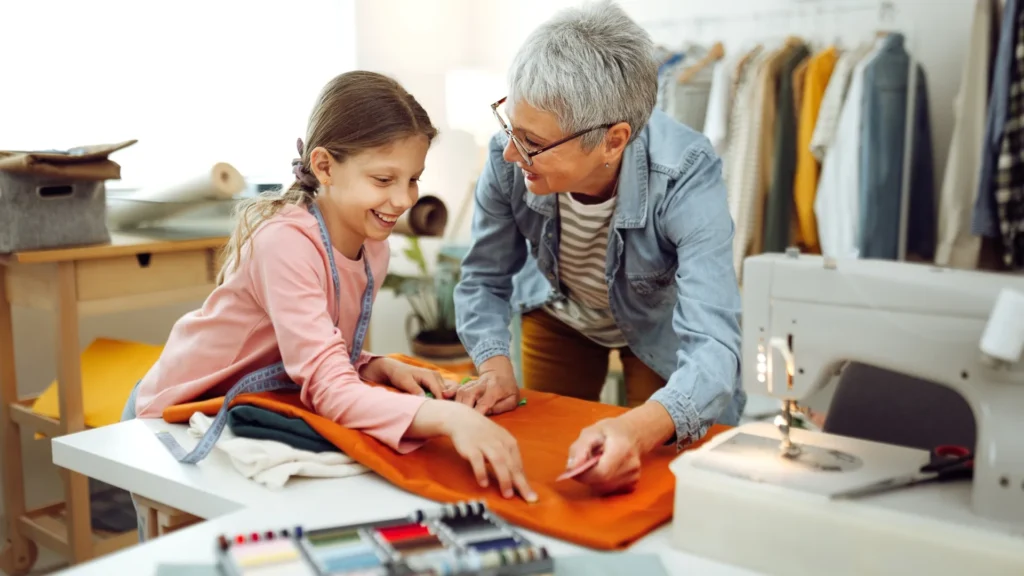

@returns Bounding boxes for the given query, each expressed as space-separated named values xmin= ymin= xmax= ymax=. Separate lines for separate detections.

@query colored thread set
xmin=218 ymin=527 xmax=316 ymax=576
xmin=216 ymin=501 xmax=553 ymax=575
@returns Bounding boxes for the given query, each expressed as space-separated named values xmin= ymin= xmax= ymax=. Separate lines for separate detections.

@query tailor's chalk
xmin=557 ymin=453 xmax=602 ymax=481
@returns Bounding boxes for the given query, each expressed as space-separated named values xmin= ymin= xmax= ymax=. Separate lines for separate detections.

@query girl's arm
xmin=248 ymin=221 xmax=427 ymax=453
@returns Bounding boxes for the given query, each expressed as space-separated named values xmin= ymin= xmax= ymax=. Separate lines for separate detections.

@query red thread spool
xmin=377 ymin=524 xmax=431 ymax=543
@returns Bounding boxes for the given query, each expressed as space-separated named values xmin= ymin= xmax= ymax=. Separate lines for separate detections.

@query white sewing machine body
xmin=670 ymin=254 xmax=1024 ymax=575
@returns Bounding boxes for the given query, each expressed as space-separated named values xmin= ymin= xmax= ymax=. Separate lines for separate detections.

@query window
xmin=0 ymin=0 xmax=356 ymax=192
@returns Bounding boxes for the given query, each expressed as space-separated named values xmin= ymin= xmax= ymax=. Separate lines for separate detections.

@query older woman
xmin=452 ymin=1 xmax=744 ymax=495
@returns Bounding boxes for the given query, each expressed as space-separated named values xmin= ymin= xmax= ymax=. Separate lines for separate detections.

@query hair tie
xmin=291 ymin=137 xmax=320 ymax=192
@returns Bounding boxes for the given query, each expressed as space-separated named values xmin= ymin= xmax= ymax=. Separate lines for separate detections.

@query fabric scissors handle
xmin=830 ymin=445 xmax=974 ymax=500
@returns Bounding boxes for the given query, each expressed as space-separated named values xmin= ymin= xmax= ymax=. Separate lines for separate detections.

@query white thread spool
xmin=980 ymin=288 xmax=1024 ymax=365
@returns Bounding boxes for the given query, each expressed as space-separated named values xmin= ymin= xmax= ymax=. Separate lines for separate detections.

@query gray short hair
xmin=507 ymin=0 xmax=658 ymax=150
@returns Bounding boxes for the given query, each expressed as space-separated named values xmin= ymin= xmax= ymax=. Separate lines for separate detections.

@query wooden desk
xmin=0 ymin=231 xmax=228 ymax=574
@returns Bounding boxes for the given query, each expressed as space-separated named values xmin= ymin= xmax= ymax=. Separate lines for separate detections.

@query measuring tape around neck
xmin=156 ymin=201 xmax=375 ymax=464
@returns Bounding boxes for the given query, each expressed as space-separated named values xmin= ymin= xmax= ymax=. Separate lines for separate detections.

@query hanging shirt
xmin=809 ymin=44 xmax=875 ymax=161
xmin=703 ymin=60 xmax=733 ymax=155
xmin=792 ymin=58 xmax=810 ymax=121
xmin=656 ymin=52 xmax=686 ymax=112
xmin=973 ymin=0 xmax=1022 ymax=239
xmin=726 ymin=50 xmax=771 ymax=279
xmin=763 ymin=45 xmax=810 ymax=253
xmin=859 ymin=33 xmax=936 ymax=261
xmin=544 ymin=192 xmax=627 ymax=348
xmin=663 ymin=45 xmax=716 ymax=131
xmin=793 ymin=46 xmax=839 ymax=254
xmin=993 ymin=8 xmax=1024 ymax=268
xmin=936 ymin=0 xmax=999 ymax=269
xmin=815 ymin=41 xmax=883 ymax=259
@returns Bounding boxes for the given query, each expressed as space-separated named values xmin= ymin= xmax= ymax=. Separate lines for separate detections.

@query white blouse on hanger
xmin=814 ymin=40 xmax=884 ymax=259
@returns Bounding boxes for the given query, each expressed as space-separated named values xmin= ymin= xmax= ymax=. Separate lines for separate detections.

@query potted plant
xmin=381 ymin=237 xmax=469 ymax=361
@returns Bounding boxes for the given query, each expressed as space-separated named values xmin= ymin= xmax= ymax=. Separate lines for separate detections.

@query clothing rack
xmin=646 ymin=0 xmax=920 ymax=262
xmin=641 ymin=0 xmax=894 ymax=31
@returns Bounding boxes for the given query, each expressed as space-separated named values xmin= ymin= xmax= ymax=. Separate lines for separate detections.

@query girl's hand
xmin=361 ymin=358 xmax=457 ymax=399
xmin=446 ymin=404 xmax=538 ymax=502
xmin=407 ymin=400 xmax=537 ymax=502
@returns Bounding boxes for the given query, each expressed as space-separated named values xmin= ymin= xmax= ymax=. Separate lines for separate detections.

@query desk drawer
xmin=76 ymin=250 xmax=216 ymax=302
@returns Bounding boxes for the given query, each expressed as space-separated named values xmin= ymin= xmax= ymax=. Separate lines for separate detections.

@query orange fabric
xmin=162 ymin=354 xmax=730 ymax=550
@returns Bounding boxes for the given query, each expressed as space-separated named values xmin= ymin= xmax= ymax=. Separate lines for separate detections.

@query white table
xmin=51 ymin=419 xmax=760 ymax=575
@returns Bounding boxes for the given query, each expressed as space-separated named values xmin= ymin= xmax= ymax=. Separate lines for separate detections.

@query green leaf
xmin=402 ymin=237 xmax=429 ymax=276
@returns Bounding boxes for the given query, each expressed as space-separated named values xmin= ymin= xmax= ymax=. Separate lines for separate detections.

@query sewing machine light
xmin=756 ymin=343 xmax=767 ymax=384
xmin=766 ymin=337 xmax=795 ymax=394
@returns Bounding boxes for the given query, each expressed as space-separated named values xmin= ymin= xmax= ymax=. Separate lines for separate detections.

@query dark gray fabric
xmin=823 ymin=362 xmax=976 ymax=451
xmin=227 ymin=405 xmax=339 ymax=453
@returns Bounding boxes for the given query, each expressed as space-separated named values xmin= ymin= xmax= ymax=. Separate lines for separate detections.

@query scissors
xmin=830 ymin=445 xmax=974 ymax=500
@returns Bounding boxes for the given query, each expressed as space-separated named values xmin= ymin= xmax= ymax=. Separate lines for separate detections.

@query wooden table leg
xmin=54 ymin=262 xmax=92 ymax=564
xmin=0 ymin=264 xmax=39 ymax=576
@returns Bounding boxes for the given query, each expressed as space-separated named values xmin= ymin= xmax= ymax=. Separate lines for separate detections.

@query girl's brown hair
xmin=216 ymin=71 xmax=438 ymax=284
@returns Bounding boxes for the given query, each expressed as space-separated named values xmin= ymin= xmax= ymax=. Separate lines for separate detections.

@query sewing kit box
xmin=0 ymin=172 xmax=111 ymax=253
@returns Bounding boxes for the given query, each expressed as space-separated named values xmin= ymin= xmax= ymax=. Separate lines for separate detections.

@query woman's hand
xmin=454 ymin=356 xmax=520 ymax=415
xmin=565 ymin=417 xmax=643 ymax=495
xmin=361 ymin=358 xmax=457 ymax=399
xmin=565 ymin=402 xmax=676 ymax=495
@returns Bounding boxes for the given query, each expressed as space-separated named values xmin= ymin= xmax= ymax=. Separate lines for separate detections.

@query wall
xmin=355 ymin=0 xmax=584 ymax=356
xmin=5 ymin=0 xmax=981 ymax=391
xmin=362 ymin=0 xmax=979 ymax=357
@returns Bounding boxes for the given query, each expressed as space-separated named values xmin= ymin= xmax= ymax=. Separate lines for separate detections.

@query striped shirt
xmin=544 ymin=192 xmax=627 ymax=348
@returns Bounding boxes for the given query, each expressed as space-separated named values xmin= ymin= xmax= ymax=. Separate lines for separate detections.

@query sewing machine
xmin=668 ymin=252 xmax=1024 ymax=576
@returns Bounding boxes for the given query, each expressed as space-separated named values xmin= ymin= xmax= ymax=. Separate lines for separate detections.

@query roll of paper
xmin=394 ymin=195 xmax=448 ymax=237
xmin=107 ymin=162 xmax=245 ymax=229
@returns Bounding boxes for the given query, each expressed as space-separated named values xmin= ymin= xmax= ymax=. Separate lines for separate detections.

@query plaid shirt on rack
xmin=994 ymin=8 xmax=1024 ymax=269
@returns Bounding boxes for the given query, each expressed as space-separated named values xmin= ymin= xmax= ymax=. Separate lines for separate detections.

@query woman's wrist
xmin=618 ymin=401 xmax=677 ymax=454
xmin=479 ymin=355 xmax=515 ymax=378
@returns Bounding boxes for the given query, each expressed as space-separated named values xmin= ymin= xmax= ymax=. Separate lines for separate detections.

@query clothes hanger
xmin=874 ymin=0 xmax=897 ymax=39
xmin=677 ymin=41 xmax=725 ymax=84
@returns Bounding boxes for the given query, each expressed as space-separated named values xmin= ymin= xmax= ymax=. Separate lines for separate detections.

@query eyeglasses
xmin=490 ymin=97 xmax=617 ymax=166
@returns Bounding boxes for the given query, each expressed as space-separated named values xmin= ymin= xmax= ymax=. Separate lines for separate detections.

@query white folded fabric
xmin=187 ymin=411 xmax=369 ymax=489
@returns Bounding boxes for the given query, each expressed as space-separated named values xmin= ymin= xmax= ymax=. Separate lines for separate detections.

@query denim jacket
xmin=454 ymin=109 xmax=745 ymax=448
xmin=859 ymin=33 xmax=936 ymax=260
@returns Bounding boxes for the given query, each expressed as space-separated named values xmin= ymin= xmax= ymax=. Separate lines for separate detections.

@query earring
xmin=605 ymin=163 xmax=610 ymax=168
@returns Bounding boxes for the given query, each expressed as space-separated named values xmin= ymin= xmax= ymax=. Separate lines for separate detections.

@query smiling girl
xmin=124 ymin=72 xmax=536 ymax=519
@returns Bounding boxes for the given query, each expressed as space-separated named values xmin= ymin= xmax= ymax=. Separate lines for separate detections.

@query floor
xmin=0 ymin=430 xmax=76 ymax=575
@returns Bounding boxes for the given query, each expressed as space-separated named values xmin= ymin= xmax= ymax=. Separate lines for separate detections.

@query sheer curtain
xmin=0 ymin=0 xmax=356 ymax=191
